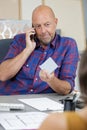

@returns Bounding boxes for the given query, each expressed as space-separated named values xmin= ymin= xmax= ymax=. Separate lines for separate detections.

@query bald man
xmin=0 ymin=5 xmax=79 ymax=95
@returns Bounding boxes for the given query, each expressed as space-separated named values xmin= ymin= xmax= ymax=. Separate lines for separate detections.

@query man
xmin=0 ymin=5 xmax=79 ymax=95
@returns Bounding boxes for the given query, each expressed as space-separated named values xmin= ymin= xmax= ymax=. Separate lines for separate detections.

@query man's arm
xmin=39 ymin=70 xmax=71 ymax=95
xmin=0 ymin=29 xmax=36 ymax=81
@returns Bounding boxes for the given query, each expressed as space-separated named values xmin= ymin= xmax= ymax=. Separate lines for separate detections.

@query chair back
xmin=0 ymin=38 xmax=13 ymax=62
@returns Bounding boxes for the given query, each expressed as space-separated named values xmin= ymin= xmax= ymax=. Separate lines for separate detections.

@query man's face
xmin=32 ymin=12 xmax=57 ymax=46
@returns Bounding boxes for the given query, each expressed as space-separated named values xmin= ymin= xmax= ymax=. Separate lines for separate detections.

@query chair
xmin=0 ymin=38 xmax=13 ymax=62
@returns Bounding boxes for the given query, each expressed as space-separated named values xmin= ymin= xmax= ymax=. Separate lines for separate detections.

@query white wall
xmin=0 ymin=0 xmax=19 ymax=19
xmin=21 ymin=0 xmax=42 ymax=21
xmin=20 ymin=0 xmax=86 ymax=51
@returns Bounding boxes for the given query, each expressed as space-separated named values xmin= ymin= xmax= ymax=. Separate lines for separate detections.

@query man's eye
xmin=35 ymin=25 xmax=41 ymax=29
xmin=45 ymin=23 xmax=51 ymax=27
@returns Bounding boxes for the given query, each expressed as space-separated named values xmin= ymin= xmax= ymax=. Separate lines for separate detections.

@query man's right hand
xmin=25 ymin=28 xmax=36 ymax=53
xmin=0 ymin=28 xmax=37 ymax=81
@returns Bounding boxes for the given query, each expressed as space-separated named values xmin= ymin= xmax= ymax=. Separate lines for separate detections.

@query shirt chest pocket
xmin=22 ymin=56 xmax=40 ymax=79
xmin=22 ymin=64 xmax=35 ymax=79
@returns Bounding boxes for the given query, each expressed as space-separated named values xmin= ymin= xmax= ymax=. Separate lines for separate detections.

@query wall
xmin=20 ymin=0 xmax=86 ymax=52
xmin=21 ymin=0 xmax=42 ymax=21
xmin=82 ymin=0 xmax=87 ymax=43
xmin=0 ymin=0 xmax=20 ymax=19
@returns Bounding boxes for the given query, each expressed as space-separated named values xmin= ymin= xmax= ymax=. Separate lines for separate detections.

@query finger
xmin=26 ymin=29 xmax=35 ymax=40
xmin=39 ymin=70 xmax=47 ymax=81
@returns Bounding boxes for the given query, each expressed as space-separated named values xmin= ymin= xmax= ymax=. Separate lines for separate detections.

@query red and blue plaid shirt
xmin=0 ymin=33 xmax=79 ymax=95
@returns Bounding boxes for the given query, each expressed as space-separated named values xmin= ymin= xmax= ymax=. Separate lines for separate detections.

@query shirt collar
xmin=50 ymin=33 xmax=58 ymax=48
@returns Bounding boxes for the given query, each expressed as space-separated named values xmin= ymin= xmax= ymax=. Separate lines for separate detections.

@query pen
xmin=73 ymin=92 xmax=80 ymax=103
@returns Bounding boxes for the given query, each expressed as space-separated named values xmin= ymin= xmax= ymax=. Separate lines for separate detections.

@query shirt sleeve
xmin=3 ymin=34 xmax=26 ymax=61
xmin=59 ymin=38 xmax=79 ymax=91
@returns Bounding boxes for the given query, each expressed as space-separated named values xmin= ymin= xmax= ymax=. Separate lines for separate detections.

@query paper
xmin=0 ymin=112 xmax=48 ymax=130
xmin=39 ymin=57 xmax=58 ymax=74
xmin=19 ymin=97 xmax=64 ymax=111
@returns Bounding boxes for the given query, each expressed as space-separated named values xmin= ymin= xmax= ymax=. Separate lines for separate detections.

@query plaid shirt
xmin=0 ymin=33 xmax=79 ymax=95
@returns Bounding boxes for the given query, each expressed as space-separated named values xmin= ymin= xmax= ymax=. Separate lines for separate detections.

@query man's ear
xmin=55 ymin=18 xmax=58 ymax=24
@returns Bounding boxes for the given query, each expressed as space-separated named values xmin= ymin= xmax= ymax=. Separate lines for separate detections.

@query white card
xmin=39 ymin=57 xmax=58 ymax=74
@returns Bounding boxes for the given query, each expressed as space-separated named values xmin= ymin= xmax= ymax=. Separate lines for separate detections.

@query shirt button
xmin=30 ymin=89 xmax=33 ymax=92
xmin=26 ymin=64 xmax=29 ymax=67
xmin=44 ymin=52 xmax=47 ymax=54
xmin=36 ymin=78 xmax=38 ymax=81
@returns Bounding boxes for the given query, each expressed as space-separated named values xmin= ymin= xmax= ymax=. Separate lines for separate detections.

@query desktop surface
xmin=0 ymin=93 xmax=73 ymax=130
xmin=0 ymin=93 xmax=71 ymax=111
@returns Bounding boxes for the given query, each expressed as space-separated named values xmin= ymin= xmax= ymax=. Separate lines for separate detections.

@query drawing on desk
xmin=0 ymin=112 xmax=48 ymax=130
xmin=18 ymin=97 xmax=64 ymax=111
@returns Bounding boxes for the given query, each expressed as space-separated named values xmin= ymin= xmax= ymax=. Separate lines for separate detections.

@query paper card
xmin=39 ymin=57 xmax=59 ymax=74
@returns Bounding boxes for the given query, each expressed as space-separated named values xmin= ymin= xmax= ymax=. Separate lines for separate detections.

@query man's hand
xmin=39 ymin=69 xmax=55 ymax=83
xmin=39 ymin=69 xmax=71 ymax=95
xmin=25 ymin=28 xmax=36 ymax=52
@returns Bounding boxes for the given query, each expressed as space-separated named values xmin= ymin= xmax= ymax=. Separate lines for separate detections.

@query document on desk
xmin=19 ymin=97 xmax=64 ymax=111
xmin=0 ymin=112 xmax=48 ymax=130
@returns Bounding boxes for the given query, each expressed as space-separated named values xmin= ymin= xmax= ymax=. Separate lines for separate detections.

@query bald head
xmin=31 ymin=5 xmax=58 ymax=46
xmin=32 ymin=5 xmax=56 ymax=22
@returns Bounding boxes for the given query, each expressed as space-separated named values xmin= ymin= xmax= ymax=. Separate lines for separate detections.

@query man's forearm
xmin=47 ymin=76 xmax=71 ymax=95
xmin=0 ymin=48 xmax=32 ymax=81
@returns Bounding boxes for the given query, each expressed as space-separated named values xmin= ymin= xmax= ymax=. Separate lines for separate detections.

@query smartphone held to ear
xmin=30 ymin=34 xmax=38 ymax=42
xmin=30 ymin=25 xmax=38 ymax=42
xmin=30 ymin=34 xmax=36 ymax=41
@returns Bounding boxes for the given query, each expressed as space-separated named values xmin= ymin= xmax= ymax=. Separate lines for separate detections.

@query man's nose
xmin=41 ymin=25 xmax=46 ymax=33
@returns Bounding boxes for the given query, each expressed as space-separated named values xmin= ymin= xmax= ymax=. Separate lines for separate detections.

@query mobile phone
xmin=30 ymin=34 xmax=37 ymax=42
xmin=30 ymin=25 xmax=38 ymax=42
xmin=30 ymin=32 xmax=39 ymax=42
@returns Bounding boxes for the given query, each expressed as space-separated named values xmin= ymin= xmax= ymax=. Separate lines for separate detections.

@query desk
xmin=0 ymin=93 xmax=72 ymax=130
